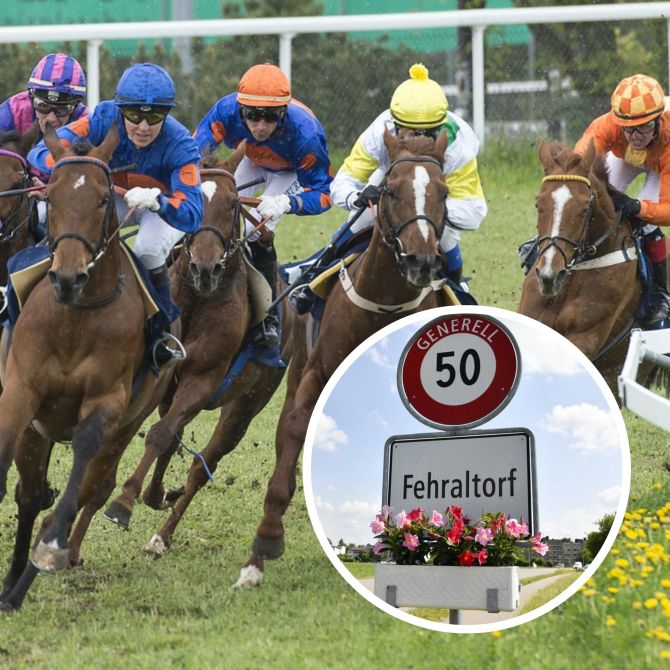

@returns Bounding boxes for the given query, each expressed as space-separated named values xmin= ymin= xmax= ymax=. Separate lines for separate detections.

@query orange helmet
xmin=237 ymin=64 xmax=291 ymax=108
xmin=610 ymin=74 xmax=666 ymax=126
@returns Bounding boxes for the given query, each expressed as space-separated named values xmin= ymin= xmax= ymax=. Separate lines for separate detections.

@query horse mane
xmin=396 ymin=135 xmax=445 ymax=163
xmin=200 ymin=153 xmax=221 ymax=170
xmin=70 ymin=137 xmax=94 ymax=156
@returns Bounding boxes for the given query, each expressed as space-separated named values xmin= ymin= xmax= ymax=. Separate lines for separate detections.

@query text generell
xmin=416 ymin=318 xmax=499 ymax=349
xmin=403 ymin=468 xmax=517 ymax=499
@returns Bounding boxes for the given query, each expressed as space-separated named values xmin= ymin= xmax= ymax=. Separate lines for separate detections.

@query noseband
xmin=46 ymin=156 xmax=116 ymax=271
xmin=0 ymin=149 xmax=33 ymax=245
xmin=377 ymin=156 xmax=446 ymax=270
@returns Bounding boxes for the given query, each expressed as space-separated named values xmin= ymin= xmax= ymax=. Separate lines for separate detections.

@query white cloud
xmin=515 ymin=330 xmax=583 ymax=376
xmin=314 ymin=414 xmax=349 ymax=453
xmin=367 ymin=340 xmax=395 ymax=370
xmin=369 ymin=409 xmax=390 ymax=429
xmin=540 ymin=403 xmax=620 ymax=454
xmin=598 ymin=485 xmax=622 ymax=505
xmin=314 ymin=497 xmax=381 ymax=545
xmin=541 ymin=504 xmax=619 ymax=541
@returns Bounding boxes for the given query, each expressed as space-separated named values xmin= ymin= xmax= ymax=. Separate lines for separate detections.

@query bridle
xmin=376 ymin=155 xmax=446 ymax=272
xmin=536 ymin=174 xmax=623 ymax=271
xmin=45 ymin=156 xmax=117 ymax=271
xmin=0 ymin=149 xmax=33 ymax=245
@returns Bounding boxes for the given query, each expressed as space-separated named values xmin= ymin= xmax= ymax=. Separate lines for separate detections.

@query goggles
xmin=394 ymin=124 xmax=438 ymax=139
xmin=623 ymin=120 xmax=657 ymax=136
xmin=121 ymin=107 xmax=169 ymax=126
xmin=240 ymin=106 xmax=284 ymax=124
xmin=32 ymin=98 xmax=76 ymax=118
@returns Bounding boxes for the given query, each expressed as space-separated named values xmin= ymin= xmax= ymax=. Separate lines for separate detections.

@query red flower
xmin=447 ymin=525 xmax=463 ymax=545
xmin=407 ymin=508 xmax=425 ymax=522
xmin=477 ymin=549 xmax=488 ymax=565
xmin=451 ymin=505 xmax=464 ymax=520
xmin=458 ymin=550 xmax=476 ymax=566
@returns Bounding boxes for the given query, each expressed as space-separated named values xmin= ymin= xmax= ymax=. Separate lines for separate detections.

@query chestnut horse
xmin=236 ymin=130 xmax=458 ymax=587
xmin=0 ymin=124 xmax=173 ymax=610
xmin=102 ymin=147 xmax=294 ymax=559
xmin=518 ymin=139 xmax=641 ymax=391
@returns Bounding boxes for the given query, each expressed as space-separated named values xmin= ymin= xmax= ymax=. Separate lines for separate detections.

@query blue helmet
xmin=114 ymin=63 xmax=176 ymax=109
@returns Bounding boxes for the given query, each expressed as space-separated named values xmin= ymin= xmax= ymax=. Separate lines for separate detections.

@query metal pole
xmin=471 ymin=25 xmax=486 ymax=150
xmin=448 ymin=609 xmax=462 ymax=624
xmin=279 ymin=33 xmax=295 ymax=83
xmin=86 ymin=39 xmax=102 ymax=110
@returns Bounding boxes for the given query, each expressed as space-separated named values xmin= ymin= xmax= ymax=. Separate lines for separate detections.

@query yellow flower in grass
xmin=605 ymin=615 xmax=616 ymax=627
xmin=633 ymin=601 xmax=643 ymax=610
xmin=607 ymin=587 xmax=619 ymax=594
xmin=608 ymin=568 xmax=625 ymax=579
xmin=581 ymin=588 xmax=597 ymax=598
xmin=642 ymin=566 xmax=655 ymax=575
xmin=601 ymin=595 xmax=615 ymax=604
xmin=651 ymin=522 xmax=661 ymax=530
xmin=635 ymin=555 xmax=648 ymax=564
xmin=625 ymin=530 xmax=638 ymax=541
xmin=655 ymin=630 xmax=670 ymax=643
xmin=652 ymin=482 xmax=662 ymax=490
xmin=611 ymin=548 xmax=620 ymax=555
xmin=645 ymin=598 xmax=659 ymax=609
xmin=490 ymin=631 xmax=502 ymax=638
xmin=637 ymin=542 xmax=650 ymax=550
xmin=661 ymin=650 xmax=670 ymax=660
xmin=615 ymin=558 xmax=630 ymax=568
xmin=662 ymin=579 xmax=670 ymax=589
xmin=631 ymin=579 xmax=645 ymax=587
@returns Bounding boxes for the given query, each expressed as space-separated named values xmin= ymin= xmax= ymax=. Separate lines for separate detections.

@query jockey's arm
xmin=290 ymin=137 xmax=333 ymax=216
xmin=192 ymin=102 xmax=226 ymax=156
xmin=156 ymin=159 xmax=204 ymax=233
xmin=26 ymin=116 xmax=91 ymax=175
xmin=331 ymin=135 xmax=380 ymax=210
xmin=444 ymin=158 xmax=487 ymax=231
xmin=638 ymin=149 xmax=670 ymax=227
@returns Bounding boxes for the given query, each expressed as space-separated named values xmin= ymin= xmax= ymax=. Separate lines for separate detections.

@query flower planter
xmin=373 ymin=564 xmax=520 ymax=612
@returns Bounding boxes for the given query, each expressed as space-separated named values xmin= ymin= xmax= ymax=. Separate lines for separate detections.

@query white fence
xmin=0 ymin=3 xmax=669 ymax=148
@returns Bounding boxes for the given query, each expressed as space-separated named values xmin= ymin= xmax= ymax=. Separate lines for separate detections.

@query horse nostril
xmin=74 ymin=273 xmax=89 ymax=287
xmin=212 ymin=262 xmax=223 ymax=277
xmin=404 ymin=254 xmax=420 ymax=270
xmin=47 ymin=270 xmax=58 ymax=285
xmin=189 ymin=262 xmax=200 ymax=277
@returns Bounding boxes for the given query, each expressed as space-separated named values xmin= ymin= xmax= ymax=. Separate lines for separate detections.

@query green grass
xmin=0 ymin=141 xmax=669 ymax=669
xmin=519 ymin=573 xmax=582 ymax=615
xmin=340 ymin=561 xmax=375 ymax=580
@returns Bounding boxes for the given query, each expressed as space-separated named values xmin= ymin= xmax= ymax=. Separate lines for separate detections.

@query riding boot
xmin=149 ymin=265 xmax=187 ymax=370
xmin=646 ymin=259 xmax=670 ymax=327
xmin=249 ymin=240 xmax=280 ymax=347
xmin=441 ymin=246 xmax=464 ymax=285
xmin=288 ymin=244 xmax=340 ymax=316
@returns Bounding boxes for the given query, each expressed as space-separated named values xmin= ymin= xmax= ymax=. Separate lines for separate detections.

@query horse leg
xmin=104 ymin=374 xmax=227 ymax=529
xmin=141 ymin=434 xmax=181 ymax=510
xmin=144 ymin=396 xmax=260 ymax=558
xmin=239 ymin=367 xmax=322 ymax=588
xmin=0 ymin=429 xmax=51 ymax=611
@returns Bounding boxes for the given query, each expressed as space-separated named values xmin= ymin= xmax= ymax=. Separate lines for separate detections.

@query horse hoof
xmin=251 ymin=534 xmax=285 ymax=560
xmin=232 ymin=564 xmax=264 ymax=589
xmin=0 ymin=600 xmax=17 ymax=613
xmin=143 ymin=534 xmax=169 ymax=558
xmin=142 ymin=490 xmax=167 ymax=511
xmin=32 ymin=539 xmax=69 ymax=572
xmin=103 ymin=501 xmax=131 ymax=530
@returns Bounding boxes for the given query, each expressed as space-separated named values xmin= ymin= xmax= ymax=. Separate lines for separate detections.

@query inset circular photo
xmin=303 ymin=306 xmax=630 ymax=633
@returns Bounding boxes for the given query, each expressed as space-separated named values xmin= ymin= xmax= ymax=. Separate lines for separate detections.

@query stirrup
xmin=288 ymin=283 xmax=315 ymax=315
xmin=253 ymin=315 xmax=280 ymax=347
xmin=152 ymin=332 xmax=187 ymax=370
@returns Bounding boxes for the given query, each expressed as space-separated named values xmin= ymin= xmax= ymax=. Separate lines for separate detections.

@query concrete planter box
xmin=373 ymin=564 xmax=520 ymax=612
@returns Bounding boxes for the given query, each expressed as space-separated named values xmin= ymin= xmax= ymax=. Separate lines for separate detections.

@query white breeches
xmin=235 ymin=157 xmax=303 ymax=239
xmin=115 ymin=193 xmax=185 ymax=270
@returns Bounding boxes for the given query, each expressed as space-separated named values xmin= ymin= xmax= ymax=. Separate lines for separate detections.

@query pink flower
xmin=373 ymin=542 xmax=384 ymax=556
xmin=518 ymin=521 xmax=529 ymax=537
xmin=458 ymin=550 xmax=476 ymax=566
xmin=403 ymin=532 xmax=419 ymax=551
xmin=532 ymin=541 xmax=549 ymax=557
xmin=451 ymin=505 xmax=464 ymax=520
xmin=381 ymin=505 xmax=393 ymax=520
xmin=506 ymin=518 xmax=523 ymax=538
xmin=407 ymin=508 xmax=424 ymax=522
xmin=395 ymin=511 xmax=408 ymax=528
xmin=529 ymin=532 xmax=542 ymax=545
xmin=431 ymin=510 xmax=443 ymax=526
xmin=477 ymin=549 xmax=488 ymax=565
xmin=475 ymin=526 xmax=493 ymax=546
xmin=370 ymin=518 xmax=385 ymax=535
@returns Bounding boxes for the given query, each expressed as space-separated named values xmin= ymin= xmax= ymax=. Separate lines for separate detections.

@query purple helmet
xmin=28 ymin=53 xmax=87 ymax=105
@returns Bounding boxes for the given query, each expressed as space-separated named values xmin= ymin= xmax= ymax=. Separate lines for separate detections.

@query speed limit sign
xmin=398 ymin=313 xmax=520 ymax=429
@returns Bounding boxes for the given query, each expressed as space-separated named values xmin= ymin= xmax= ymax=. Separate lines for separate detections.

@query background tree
xmin=582 ymin=513 xmax=615 ymax=563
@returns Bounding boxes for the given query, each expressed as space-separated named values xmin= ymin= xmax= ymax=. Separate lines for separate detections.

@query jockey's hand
xmin=28 ymin=176 xmax=47 ymax=200
xmin=610 ymin=190 xmax=641 ymax=218
xmin=353 ymin=184 xmax=381 ymax=209
xmin=124 ymin=186 xmax=161 ymax=212
xmin=257 ymin=193 xmax=291 ymax=221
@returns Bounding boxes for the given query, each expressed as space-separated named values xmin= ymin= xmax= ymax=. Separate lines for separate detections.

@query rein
xmin=0 ymin=149 xmax=33 ymax=244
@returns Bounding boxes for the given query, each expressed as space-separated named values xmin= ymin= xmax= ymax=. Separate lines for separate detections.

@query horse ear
xmin=19 ymin=121 xmax=41 ymax=157
xmin=221 ymin=140 xmax=246 ymax=174
xmin=383 ymin=127 xmax=399 ymax=159
xmin=538 ymin=139 xmax=555 ymax=174
xmin=434 ymin=131 xmax=448 ymax=157
xmin=579 ymin=138 xmax=596 ymax=174
xmin=42 ymin=122 xmax=66 ymax=162
xmin=92 ymin=123 xmax=120 ymax=163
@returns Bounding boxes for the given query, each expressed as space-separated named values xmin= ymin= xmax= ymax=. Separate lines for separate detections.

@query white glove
xmin=257 ymin=193 xmax=291 ymax=221
xmin=124 ymin=186 xmax=162 ymax=212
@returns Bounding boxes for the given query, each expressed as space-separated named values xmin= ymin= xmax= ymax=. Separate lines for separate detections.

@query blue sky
xmin=304 ymin=307 xmax=630 ymax=547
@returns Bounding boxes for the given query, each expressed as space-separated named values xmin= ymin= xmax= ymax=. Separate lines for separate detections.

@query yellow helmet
xmin=390 ymin=63 xmax=448 ymax=129
xmin=610 ymin=74 xmax=665 ymax=126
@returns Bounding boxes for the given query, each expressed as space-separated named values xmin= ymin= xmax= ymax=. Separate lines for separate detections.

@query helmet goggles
xmin=240 ymin=105 xmax=285 ymax=124
xmin=121 ymin=105 xmax=169 ymax=126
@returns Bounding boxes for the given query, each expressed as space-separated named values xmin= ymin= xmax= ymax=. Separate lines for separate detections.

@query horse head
xmin=187 ymin=143 xmax=246 ymax=295
xmin=378 ymin=129 xmax=448 ymax=287
xmin=42 ymin=123 xmax=120 ymax=305
xmin=534 ymin=139 xmax=616 ymax=298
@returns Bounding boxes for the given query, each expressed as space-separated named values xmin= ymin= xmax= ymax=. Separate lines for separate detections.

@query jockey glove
xmin=257 ymin=193 xmax=291 ymax=221
xmin=610 ymin=191 xmax=641 ymax=218
xmin=353 ymin=184 xmax=381 ymax=209
xmin=124 ymin=186 xmax=161 ymax=212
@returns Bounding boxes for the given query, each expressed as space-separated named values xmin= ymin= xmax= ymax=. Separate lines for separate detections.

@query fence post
xmin=472 ymin=25 xmax=486 ymax=150
xmin=279 ymin=32 xmax=296 ymax=83
xmin=86 ymin=39 xmax=102 ymax=110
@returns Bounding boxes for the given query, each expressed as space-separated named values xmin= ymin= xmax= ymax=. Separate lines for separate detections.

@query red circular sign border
xmin=399 ymin=313 xmax=520 ymax=428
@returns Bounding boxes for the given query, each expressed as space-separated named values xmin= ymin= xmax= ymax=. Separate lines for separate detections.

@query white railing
xmin=0 ymin=3 xmax=669 ymax=148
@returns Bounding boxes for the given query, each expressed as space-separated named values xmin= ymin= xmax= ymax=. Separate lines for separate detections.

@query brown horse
xmin=235 ymin=129 xmax=458 ymax=587
xmin=102 ymin=147 xmax=294 ymax=558
xmin=518 ymin=139 xmax=641 ymax=391
xmin=0 ymin=124 xmax=173 ymax=610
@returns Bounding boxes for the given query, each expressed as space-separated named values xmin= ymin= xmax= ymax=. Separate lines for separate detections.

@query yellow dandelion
xmin=490 ymin=630 xmax=502 ymax=638
xmin=662 ymin=650 xmax=670 ymax=660
xmin=633 ymin=601 xmax=643 ymax=610
xmin=610 ymin=548 xmax=620 ymax=555
xmin=606 ymin=615 xmax=616 ymax=627
xmin=607 ymin=587 xmax=619 ymax=594
xmin=645 ymin=598 xmax=659 ymax=609
xmin=581 ymin=588 xmax=597 ymax=597
xmin=662 ymin=580 xmax=670 ymax=589
xmin=652 ymin=482 xmax=662 ymax=490
xmin=615 ymin=559 xmax=630 ymax=568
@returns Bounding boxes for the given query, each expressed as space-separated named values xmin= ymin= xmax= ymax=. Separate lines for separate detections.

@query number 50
xmin=436 ymin=350 xmax=481 ymax=387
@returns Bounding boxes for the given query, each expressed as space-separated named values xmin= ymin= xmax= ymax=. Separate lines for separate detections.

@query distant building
xmin=546 ymin=538 xmax=584 ymax=566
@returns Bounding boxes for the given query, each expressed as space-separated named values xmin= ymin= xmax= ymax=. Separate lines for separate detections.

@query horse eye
xmin=98 ymin=196 xmax=109 ymax=208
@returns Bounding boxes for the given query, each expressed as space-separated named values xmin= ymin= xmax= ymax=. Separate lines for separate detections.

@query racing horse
xmin=518 ymin=139 xmax=641 ymax=392
xmin=102 ymin=147 xmax=294 ymax=558
xmin=236 ymin=129 xmax=458 ymax=587
xmin=0 ymin=123 xmax=173 ymax=610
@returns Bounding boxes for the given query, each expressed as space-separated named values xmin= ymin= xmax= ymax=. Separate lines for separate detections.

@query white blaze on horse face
xmin=542 ymin=184 xmax=572 ymax=269
xmin=413 ymin=166 xmax=431 ymax=241
xmin=201 ymin=180 xmax=217 ymax=202
xmin=73 ymin=175 xmax=85 ymax=190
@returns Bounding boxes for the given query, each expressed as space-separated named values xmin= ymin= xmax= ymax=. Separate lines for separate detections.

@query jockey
xmin=193 ymin=62 xmax=333 ymax=346
xmin=575 ymin=73 xmax=670 ymax=326
xmin=0 ymin=53 xmax=88 ymax=136
xmin=288 ymin=63 xmax=487 ymax=315
xmin=28 ymin=62 xmax=204 ymax=369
